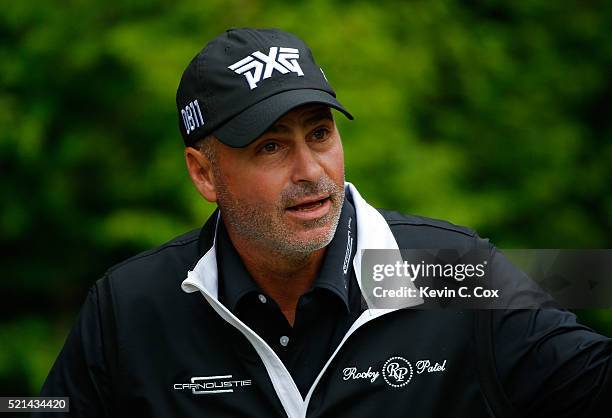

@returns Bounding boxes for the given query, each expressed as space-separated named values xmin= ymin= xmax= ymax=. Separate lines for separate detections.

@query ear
xmin=185 ymin=146 xmax=217 ymax=203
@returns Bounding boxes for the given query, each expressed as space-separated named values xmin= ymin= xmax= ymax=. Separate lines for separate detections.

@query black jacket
xmin=37 ymin=184 xmax=612 ymax=417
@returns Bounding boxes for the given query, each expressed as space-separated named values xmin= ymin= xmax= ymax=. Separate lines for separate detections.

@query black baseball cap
xmin=176 ymin=28 xmax=353 ymax=148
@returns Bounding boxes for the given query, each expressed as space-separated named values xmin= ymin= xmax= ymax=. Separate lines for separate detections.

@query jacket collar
xmin=182 ymin=182 xmax=423 ymax=309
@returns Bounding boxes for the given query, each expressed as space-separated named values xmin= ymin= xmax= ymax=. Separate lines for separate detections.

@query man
xmin=37 ymin=28 xmax=611 ymax=417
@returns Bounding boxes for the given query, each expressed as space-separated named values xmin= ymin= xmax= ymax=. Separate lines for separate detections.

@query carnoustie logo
xmin=173 ymin=375 xmax=252 ymax=395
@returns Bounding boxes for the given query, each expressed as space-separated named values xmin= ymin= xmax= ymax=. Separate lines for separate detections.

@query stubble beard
xmin=214 ymin=170 xmax=345 ymax=259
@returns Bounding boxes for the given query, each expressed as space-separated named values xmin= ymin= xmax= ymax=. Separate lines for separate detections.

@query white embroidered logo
xmin=173 ymin=375 xmax=252 ymax=395
xmin=228 ymin=47 xmax=304 ymax=90
xmin=343 ymin=217 xmax=353 ymax=277
xmin=382 ymin=357 xmax=413 ymax=388
xmin=181 ymin=99 xmax=205 ymax=135
xmin=342 ymin=356 xmax=447 ymax=389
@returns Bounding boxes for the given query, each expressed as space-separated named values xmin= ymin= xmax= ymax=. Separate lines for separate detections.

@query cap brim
xmin=213 ymin=89 xmax=353 ymax=147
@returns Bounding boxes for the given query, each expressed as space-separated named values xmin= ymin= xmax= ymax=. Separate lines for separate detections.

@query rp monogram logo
xmin=387 ymin=363 xmax=408 ymax=381
xmin=382 ymin=357 xmax=413 ymax=388
xmin=228 ymin=47 xmax=304 ymax=90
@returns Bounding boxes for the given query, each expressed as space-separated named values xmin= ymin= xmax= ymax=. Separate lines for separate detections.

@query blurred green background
xmin=1 ymin=0 xmax=611 ymax=397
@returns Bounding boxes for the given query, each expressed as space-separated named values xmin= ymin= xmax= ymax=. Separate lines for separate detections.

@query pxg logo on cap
xmin=228 ymin=46 xmax=304 ymax=90
xmin=175 ymin=28 xmax=353 ymax=148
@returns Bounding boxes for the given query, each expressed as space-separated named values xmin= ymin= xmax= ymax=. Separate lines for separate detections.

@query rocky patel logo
xmin=382 ymin=357 xmax=413 ymax=388
xmin=342 ymin=356 xmax=446 ymax=389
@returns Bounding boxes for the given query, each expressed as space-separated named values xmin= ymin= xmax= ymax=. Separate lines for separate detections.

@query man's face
xmin=212 ymin=104 xmax=345 ymax=255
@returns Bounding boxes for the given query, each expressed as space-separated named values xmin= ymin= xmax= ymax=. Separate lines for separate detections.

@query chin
xmin=287 ymin=223 xmax=336 ymax=252
xmin=276 ymin=203 xmax=342 ymax=253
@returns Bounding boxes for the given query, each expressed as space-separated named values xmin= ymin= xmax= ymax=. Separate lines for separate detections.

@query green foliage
xmin=1 ymin=0 xmax=611 ymax=394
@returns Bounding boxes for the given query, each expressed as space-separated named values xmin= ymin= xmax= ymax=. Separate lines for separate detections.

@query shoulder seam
xmin=387 ymin=219 xmax=476 ymax=237
xmin=377 ymin=208 xmax=476 ymax=238
xmin=105 ymin=233 xmax=199 ymax=275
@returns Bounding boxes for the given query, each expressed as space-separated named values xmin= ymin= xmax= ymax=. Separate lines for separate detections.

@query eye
xmin=259 ymin=141 xmax=280 ymax=154
xmin=312 ymin=127 xmax=330 ymax=141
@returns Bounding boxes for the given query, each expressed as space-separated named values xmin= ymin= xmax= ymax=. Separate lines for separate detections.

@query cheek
xmin=248 ymin=173 xmax=286 ymax=202
xmin=323 ymin=140 xmax=345 ymax=184
xmin=219 ymin=161 xmax=287 ymax=205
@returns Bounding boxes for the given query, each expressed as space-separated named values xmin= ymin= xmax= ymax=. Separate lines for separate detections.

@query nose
xmin=290 ymin=142 xmax=324 ymax=184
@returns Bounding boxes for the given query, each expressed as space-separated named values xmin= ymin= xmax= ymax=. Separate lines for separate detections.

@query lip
xmin=285 ymin=196 xmax=332 ymax=221
xmin=287 ymin=195 xmax=330 ymax=208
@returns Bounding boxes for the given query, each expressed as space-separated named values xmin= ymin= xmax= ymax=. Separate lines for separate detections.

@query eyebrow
xmin=265 ymin=109 xmax=334 ymax=134
xmin=303 ymin=109 xmax=333 ymax=127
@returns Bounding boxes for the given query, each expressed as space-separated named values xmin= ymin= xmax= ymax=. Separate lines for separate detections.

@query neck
xmin=225 ymin=227 xmax=327 ymax=326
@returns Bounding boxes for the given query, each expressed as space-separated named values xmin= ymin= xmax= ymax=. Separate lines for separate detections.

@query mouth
xmin=286 ymin=196 xmax=331 ymax=212
xmin=285 ymin=196 xmax=333 ymax=222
